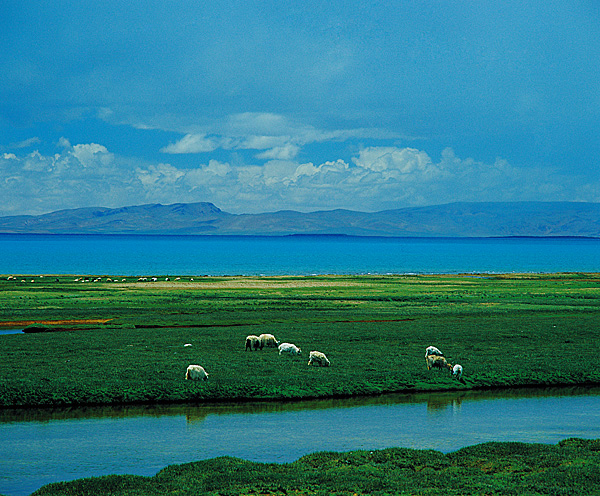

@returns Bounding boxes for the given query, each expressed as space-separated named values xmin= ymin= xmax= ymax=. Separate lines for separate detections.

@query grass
xmin=3 ymin=273 xmax=600 ymax=495
xmin=31 ymin=438 xmax=600 ymax=495
xmin=1 ymin=273 xmax=600 ymax=407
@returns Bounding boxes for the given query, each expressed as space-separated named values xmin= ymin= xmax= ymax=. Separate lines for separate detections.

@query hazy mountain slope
xmin=0 ymin=201 xmax=599 ymax=237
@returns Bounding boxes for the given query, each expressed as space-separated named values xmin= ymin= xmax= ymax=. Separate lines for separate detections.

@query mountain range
xmin=1 ymin=201 xmax=600 ymax=237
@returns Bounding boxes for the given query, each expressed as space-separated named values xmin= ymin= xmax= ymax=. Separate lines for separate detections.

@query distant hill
xmin=1 ymin=201 xmax=600 ymax=237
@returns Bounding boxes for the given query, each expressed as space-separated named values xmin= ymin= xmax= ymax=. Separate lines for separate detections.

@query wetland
xmin=1 ymin=272 xmax=600 ymax=494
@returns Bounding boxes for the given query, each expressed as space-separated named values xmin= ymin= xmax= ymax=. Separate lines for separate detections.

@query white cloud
xmin=255 ymin=144 xmax=300 ymax=161
xmin=72 ymin=143 xmax=113 ymax=168
xmin=0 ymin=140 xmax=595 ymax=216
xmin=158 ymin=112 xmax=410 ymax=159
xmin=160 ymin=134 xmax=218 ymax=154
xmin=9 ymin=137 xmax=41 ymax=149
xmin=352 ymin=147 xmax=434 ymax=174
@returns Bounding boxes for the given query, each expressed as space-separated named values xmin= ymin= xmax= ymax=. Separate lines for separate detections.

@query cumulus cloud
xmin=0 ymin=139 xmax=591 ymax=216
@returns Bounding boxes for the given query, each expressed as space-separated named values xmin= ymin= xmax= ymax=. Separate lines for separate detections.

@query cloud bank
xmin=0 ymin=139 xmax=588 ymax=217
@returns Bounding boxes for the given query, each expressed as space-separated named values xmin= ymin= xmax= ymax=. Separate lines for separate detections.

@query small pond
xmin=1 ymin=387 xmax=599 ymax=496
xmin=0 ymin=329 xmax=22 ymax=336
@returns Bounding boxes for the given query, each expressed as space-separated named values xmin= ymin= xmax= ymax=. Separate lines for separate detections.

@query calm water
xmin=1 ymin=234 xmax=600 ymax=275
xmin=1 ymin=387 xmax=599 ymax=496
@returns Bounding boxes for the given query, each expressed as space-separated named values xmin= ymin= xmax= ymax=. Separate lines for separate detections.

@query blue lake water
xmin=1 ymin=234 xmax=599 ymax=275
xmin=1 ymin=388 xmax=599 ymax=496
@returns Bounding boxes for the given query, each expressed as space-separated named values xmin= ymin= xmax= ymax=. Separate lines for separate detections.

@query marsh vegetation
xmin=1 ymin=273 xmax=599 ymax=407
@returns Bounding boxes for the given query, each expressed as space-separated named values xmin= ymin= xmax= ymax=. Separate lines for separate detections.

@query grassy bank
xmin=1 ymin=273 xmax=600 ymax=407
xmin=30 ymin=438 xmax=600 ymax=495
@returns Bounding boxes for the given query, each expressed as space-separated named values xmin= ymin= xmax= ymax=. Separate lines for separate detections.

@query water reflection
xmin=1 ymin=386 xmax=596 ymax=424
xmin=1 ymin=387 xmax=599 ymax=496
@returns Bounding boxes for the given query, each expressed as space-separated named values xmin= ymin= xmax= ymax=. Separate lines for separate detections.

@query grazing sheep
xmin=426 ymin=354 xmax=452 ymax=372
xmin=279 ymin=342 xmax=302 ymax=356
xmin=452 ymin=364 xmax=463 ymax=379
xmin=185 ymin=365 xmax=209 ymax=381
xmin=425 ymin=346 xmax=444 ymax=358
xmin=245 ymin=335 xmax=261 ymax=351
xmin=308 ymin=351 xmax=330 ymax=367
xmin=259 ymin=333 xmax=280 ymax=349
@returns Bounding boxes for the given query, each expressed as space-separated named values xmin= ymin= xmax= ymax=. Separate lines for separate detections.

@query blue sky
xmin=1 ymin=1 xmax=599 ymax=215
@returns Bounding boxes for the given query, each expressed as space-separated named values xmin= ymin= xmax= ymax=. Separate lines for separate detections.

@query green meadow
xmin=31 ymin=438 xmax=600 ymax=496
xmin=1 ymin=272 xmax=600 ymax=407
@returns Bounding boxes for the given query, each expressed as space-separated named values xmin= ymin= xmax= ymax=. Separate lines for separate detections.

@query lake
xmin=1 ymin=234 xmax=600 ymax=276
xmin=1 ymin=387 xmax=599 ymax=496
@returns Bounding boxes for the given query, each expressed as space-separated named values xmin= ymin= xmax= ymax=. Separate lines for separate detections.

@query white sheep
xmin=308 ymin=350 xmax=330 ymax=367
xmin=452 ymin=364 xmax=463 ymax=379
xmin=245 ymin=334 xmax=260 ymax=351
xmin=426 ymin=354 xmax=452 ymax=372
xmin=425 ymin=345 xmax=443 ymax=358
xmin=278 ymin=342 xmax=302 ymax=356
xmin=185 ymin=364 xmax=209 ymax=381
xmin=259 ymin=333 xmax=280 ymax=349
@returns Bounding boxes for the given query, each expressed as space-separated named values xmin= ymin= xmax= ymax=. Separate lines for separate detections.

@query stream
xmin=1 ymin=387 xmax=599 ymax=496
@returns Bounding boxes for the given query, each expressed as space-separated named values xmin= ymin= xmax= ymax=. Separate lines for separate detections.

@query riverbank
xmin=1 ymin=273 xmax=600 ymax=408
xmin=28 ymin=438 xmax=600 ymax=495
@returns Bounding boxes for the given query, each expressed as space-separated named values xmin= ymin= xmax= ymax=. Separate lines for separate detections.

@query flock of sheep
xmin=243 ymin=333 xmax=331 ymax=367
xmin=185 ymin=338 xmax=463 ymax=383
xmin=425 ymin=345 xmax=463 ymax=380
xmin=185 ymin=332 xmax=330 ymax=381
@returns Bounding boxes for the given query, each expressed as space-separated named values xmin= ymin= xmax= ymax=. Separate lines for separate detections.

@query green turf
xmin=30 ymin=438 xmax=600 ymax=495
xmin=1 ymin=273 xmax=600 ymax=407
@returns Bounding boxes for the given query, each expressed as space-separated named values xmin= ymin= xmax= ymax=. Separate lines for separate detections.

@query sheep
xmin=425 ymin=345 xmax=444 ymax=358
xmin=258 ymin=333 xmax=280 ymax=350
xmin=308 ymin=350 xmax=330 ymax=367
xmin=452 ymin=364 xmax=463 ymax=379
xmin=245 ymin=335 xmax=261 ymax=351
xmin=185 ymin=365 xmax=209 ymax=381
xmin=279 ymin=342 xmax=302 ymax=356
xmin=426 ymin=354 xmax=452 ymax=372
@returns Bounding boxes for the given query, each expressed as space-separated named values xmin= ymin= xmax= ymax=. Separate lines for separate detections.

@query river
xmin=1 ymin=387 xmax=599 ymax=496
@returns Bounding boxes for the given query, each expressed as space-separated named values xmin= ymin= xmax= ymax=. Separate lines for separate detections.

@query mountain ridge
xmin=1 ymin=201 xmax=600 ymax=237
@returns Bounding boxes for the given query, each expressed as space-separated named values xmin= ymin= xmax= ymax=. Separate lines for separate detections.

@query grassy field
xmin=31 ymin=438 xmax=600 ymax=495
xmin=1 ymin=273 xmax=600 ymax=407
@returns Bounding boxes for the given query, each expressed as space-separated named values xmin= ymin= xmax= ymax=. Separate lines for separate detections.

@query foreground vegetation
xmin=1 ymin=273 xmax=600 ymax=407
xmin=31 ymin=438 xmax=600 ymax=495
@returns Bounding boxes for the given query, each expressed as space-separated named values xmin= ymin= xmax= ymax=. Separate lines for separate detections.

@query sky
xmin=1 ymin=1 xmax=599 ymax=216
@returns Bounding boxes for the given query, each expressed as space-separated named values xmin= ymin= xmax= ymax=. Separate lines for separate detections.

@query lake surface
xmin=1 ymin=234 xmax=600 ymax=276
xmin=1 ymin=387 xmax=599 ymax=496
